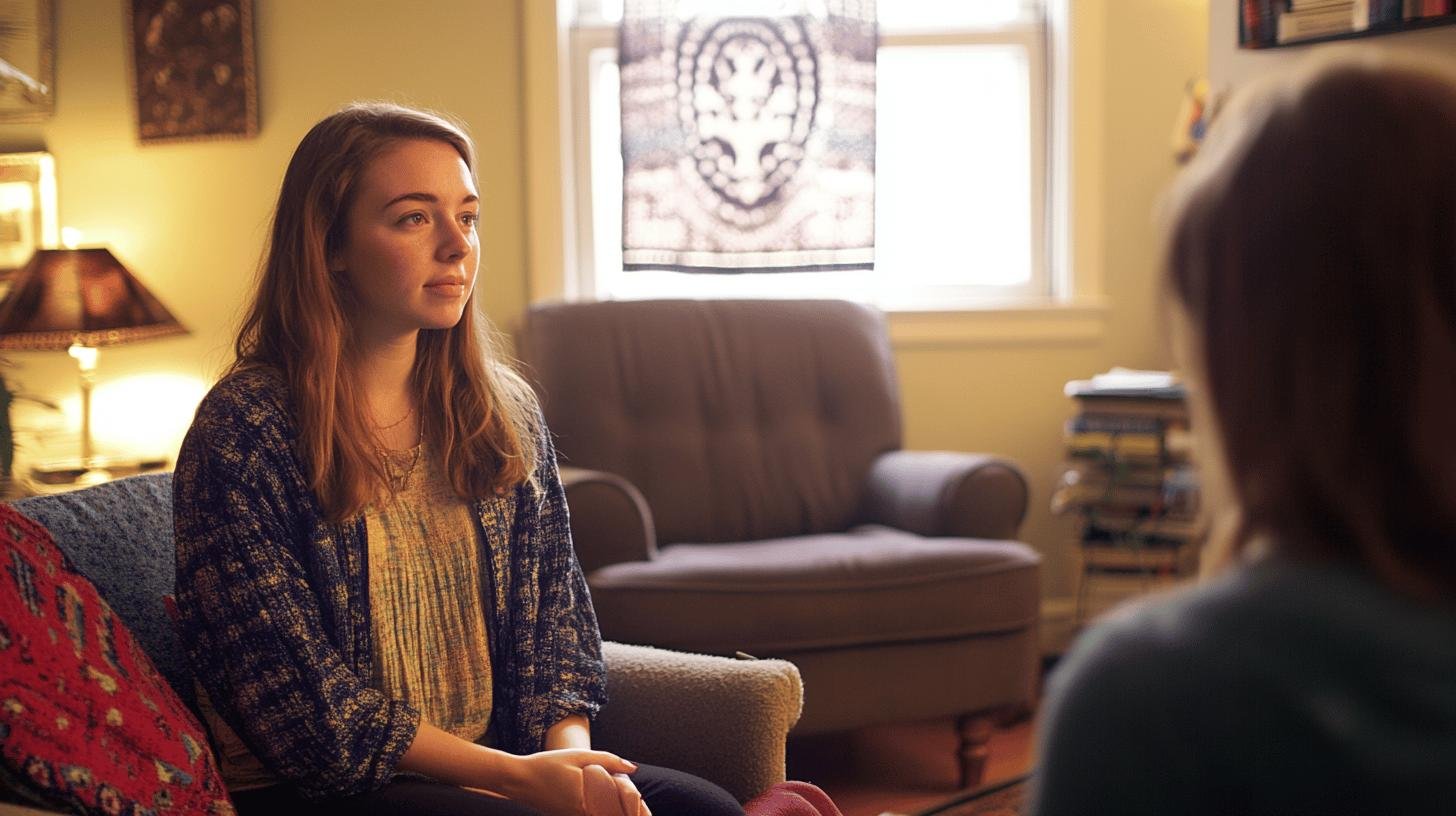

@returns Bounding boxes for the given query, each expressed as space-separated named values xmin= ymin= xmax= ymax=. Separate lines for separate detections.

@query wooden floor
xmin=787 ymin=715 xmax=1037 ymax=816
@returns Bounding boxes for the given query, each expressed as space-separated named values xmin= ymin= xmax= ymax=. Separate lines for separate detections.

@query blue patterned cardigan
xmin=172 ymin=368 xmax=607 ymax=799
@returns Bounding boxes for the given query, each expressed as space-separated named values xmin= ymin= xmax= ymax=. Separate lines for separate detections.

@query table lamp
xmin=0 ymin=247 xmax=187 ymax=485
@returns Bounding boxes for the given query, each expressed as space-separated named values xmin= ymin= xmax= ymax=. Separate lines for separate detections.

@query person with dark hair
xmin=1031 ymin=53 xmax=1456 ymax=815
xmin=172 ymin=102 xmax=744 ymax=816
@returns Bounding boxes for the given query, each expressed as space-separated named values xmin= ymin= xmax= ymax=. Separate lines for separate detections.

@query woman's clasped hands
xmin=502 ymin=748 xmax=651 ymax=816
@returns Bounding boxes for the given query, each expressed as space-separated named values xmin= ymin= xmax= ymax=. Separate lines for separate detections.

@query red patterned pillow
xmin=0 ymin=504 xmax=234 ymax=815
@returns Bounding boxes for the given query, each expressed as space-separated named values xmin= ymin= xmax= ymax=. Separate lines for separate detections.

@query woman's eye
xmin=461 ymin=212 xmax=479 ymax=227
xmin=400 ymin=212 xmax=427 ymax=226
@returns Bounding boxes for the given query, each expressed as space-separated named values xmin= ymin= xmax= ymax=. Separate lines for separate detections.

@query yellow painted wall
xmin=0 ymin=0 xmax=527 ymax=463
xmin=893 ymin=0 xmax=1208 ymax=598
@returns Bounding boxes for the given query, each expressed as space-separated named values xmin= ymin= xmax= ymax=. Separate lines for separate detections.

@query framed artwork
xmin=125 ymin=0 xmax=258 ymax=144
xmin=0 ymin=152 xmax=57 ymax=283
xmin=0 ymin=0 xmax=56 ymax=121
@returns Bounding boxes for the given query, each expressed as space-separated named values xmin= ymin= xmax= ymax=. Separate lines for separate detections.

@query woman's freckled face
xmin=333 ymin=138 xmax=481 ymax=342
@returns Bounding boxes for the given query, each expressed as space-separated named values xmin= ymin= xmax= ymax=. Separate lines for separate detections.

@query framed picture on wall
xmin=0 ymin=152 xmax=57 ymax=285
xmin=125 ymin=0 xmax=259 ymax=144
xmin=0 ymin=0 xmax=56 ymax=121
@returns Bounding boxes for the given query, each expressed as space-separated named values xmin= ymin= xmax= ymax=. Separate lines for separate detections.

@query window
xmin=565 ymin=0 xmax=1055 ymax=310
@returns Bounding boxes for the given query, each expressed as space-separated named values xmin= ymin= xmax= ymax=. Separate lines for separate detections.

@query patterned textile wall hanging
xmin=620 ymin=0 xmax=877 ymax=273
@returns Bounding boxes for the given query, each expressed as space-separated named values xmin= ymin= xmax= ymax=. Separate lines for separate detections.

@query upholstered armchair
xmin=517 ymin=299 xmax=1042 ymax=788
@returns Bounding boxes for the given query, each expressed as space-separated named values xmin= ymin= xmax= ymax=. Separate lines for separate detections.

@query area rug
xmin=912 ymin=774 xmax=1028 ymax=816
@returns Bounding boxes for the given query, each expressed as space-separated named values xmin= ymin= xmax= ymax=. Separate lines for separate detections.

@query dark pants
xmin=231 ymin=763 xmax=745 ymax=816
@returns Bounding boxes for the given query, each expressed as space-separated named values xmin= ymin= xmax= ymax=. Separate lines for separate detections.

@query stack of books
xmin=1055 ymin=369 xmax=1203 ymax=620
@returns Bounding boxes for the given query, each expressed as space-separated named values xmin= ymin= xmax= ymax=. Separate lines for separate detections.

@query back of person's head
xmin=233 ymin=102 xmax=538 ymax=521
xmin=1163 ymin=52 xmax=1456 ymax=599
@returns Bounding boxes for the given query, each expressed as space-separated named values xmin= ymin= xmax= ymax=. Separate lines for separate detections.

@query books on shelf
xmin=1053 ymin=461 xmax=1200 ymax=518
xmin=1059 ymin=369 xmax=1204 ymax=625
xmin=1083 ymin=512 xmax=1203 ymax=541
xmin=1064 ymin=428 xmax=1192 ymax=462
xmin=1079 ymin=540 xmax=1199 ymax=573
xmin=1065 ymin=430 xmax=1162 ymax=461
xmin=1063 ymin=367 xmax=1187 ymax=402
xmin=1066 ymin=413 xmax=1164 ymax=435
xmin=1056 ymin=370 xmax=1199 ymax=520
xmin=1278 ymin=0 xmax=1359 ymax=43
xmin=1065 ymin=398 xmax=1188 ymax=421
xmin=1242 ymin=0 xmax=1451 ymax=48
xmin=1405 ymin=0 xmax=1454 ymax=19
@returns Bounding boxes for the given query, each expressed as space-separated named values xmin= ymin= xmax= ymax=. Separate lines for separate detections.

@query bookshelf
xmin=1240 ymin=1 xmax=1456 ymax=49
xmin=1054 ymin=371 xmax=1204 ymax=625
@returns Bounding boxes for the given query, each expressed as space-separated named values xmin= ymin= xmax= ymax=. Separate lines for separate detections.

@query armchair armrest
xmin=862 ymin=450 xmax=1030 ymax=540
xmin=560 ymin=466 xmax=657 ymax=574
xmin=593 ymin=642 xmax=803 ymax=804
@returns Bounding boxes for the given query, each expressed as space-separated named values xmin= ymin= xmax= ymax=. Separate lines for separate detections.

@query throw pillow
xmin=0 ymin=504 xmax=234 ymax=815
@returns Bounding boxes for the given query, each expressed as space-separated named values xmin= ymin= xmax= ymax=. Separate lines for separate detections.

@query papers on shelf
xmin=1064 ymin=368 xmax=1184 ymax=399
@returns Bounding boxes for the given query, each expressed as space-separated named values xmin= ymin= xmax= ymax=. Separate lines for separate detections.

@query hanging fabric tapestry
xmin=620 ymin=0 xmax=877 ymax=273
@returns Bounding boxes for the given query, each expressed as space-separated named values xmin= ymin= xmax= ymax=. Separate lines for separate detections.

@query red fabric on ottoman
xmin=0 ymin=505 xmax=233 ymax=814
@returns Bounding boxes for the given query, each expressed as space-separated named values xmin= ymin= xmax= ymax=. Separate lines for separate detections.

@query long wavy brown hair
xmin=1162 ymin=53 xmax=1456 ymax=599
xmin=230 ymin=101 xmax=540 ymax=522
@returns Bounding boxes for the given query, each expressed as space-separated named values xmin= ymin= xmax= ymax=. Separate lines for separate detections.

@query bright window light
xmin=878 ymin=0 xmax=1029 ymax=29
xmin=873 ymin=45 xmax=1031 ymax=289
xmin=568 ymin=3 xmax=1050 ymax=308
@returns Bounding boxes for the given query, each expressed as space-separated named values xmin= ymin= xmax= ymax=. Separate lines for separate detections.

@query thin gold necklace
xmin=375 ymin=404 xmax=416 ymax=432
xmin=380 ymin=417 xmax=425 ymax=492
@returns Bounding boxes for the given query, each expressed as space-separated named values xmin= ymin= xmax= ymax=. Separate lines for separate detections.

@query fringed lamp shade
xmin=0 ymin=248 xmax=187 ymax=350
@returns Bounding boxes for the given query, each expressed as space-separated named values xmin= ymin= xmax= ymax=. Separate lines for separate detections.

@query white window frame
xmin=541 ymin=0 xmax=1104 ymax=343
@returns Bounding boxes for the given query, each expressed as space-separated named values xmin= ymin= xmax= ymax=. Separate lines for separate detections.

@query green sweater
xmin=1032 ymin=557 xmax=1456 ymax=815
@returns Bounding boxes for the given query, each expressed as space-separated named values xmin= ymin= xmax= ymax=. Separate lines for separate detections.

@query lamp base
xmin=74 ymin=467 xmax=113 ymax=487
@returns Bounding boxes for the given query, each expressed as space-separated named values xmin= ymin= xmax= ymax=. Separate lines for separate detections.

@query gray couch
xmin=8 ymin=473 xmax=804 ymax=805
xmin=519 ymin=298 xmax=1043 ymax=789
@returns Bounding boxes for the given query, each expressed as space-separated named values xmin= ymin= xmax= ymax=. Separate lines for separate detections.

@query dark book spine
xmin=1242 ymin=0 xmax=1259 ymax=43
xmin=1067 ymin=414 xmax=1165 ymax=435
xmin=1265 ymin=0 xmax=1286 ymax=42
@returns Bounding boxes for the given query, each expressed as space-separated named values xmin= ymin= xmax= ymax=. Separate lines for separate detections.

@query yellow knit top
xmin=364 ymin=443 xmax=494 ymax=743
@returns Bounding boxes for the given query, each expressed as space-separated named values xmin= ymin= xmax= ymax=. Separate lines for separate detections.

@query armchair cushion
xmin=588 ymin=527 xmax=1040 ymax=655
xmin=594 ymin=642 xmax=802 ymax=804
xmin=863 ymin=450 xmax=1030 ymax=541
